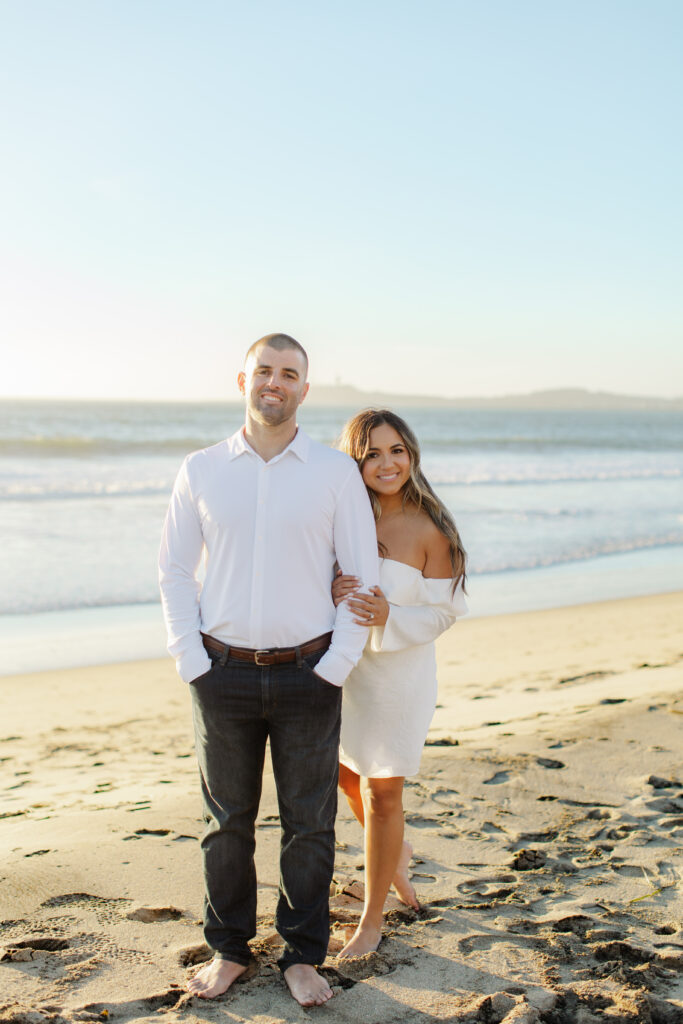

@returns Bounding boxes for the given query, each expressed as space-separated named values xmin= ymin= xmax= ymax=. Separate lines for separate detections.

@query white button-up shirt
xmin=159 ymin=427 xmax=379 ymax=686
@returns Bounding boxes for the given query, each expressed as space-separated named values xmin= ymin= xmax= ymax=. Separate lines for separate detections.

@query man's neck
xmin=243 ymin=416 xmax=299 ymax=462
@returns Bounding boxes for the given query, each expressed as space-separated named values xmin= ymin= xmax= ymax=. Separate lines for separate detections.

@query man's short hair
xmin=245 ymin=334 xmax=309 ymax=376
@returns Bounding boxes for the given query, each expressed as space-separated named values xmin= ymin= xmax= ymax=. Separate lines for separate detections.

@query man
xmin=159 ymin=334 xmax=378 ymax=1006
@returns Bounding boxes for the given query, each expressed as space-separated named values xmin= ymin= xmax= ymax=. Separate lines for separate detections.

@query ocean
xmin=1 ymin=399 xmax=682 ymax=674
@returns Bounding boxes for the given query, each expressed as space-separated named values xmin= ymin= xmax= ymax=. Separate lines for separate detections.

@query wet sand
xmin=1 ymin=592 xmax=682 ymax=1023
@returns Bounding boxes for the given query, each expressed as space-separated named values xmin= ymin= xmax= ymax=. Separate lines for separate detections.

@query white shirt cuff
xmin=313 ymin=648 xmax=356 ymax=687
xmin=177 ymin=647 xmax=212 ymax=684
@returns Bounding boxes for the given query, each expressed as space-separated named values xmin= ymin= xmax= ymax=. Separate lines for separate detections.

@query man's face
xmin=238 ymin=345 xmax=309 ymax=428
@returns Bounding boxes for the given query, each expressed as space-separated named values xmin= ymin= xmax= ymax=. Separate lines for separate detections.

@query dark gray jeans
xmin=189 ymin=648 xmax=342 ymax=970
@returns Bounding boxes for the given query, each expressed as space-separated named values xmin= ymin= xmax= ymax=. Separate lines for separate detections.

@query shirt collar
xmin=225 ymin=426 xmax=310 ymax=463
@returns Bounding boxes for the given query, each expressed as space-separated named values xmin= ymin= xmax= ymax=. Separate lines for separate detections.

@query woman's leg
xmin=338 ymin=763 xmax=364 ymax=825
xmin=340 ymin=776 xmax=416 ymax=957
xmin=338 ymin=764 xmax=418 ymax=919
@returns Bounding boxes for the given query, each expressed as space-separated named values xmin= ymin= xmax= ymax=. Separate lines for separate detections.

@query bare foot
xmin=392 ymin=840 xmax=419 ymax=909
xmin=283 ymin=963 xmax=333 ymax=1006
xmin=338 ymin=922 xmax=382 ymax=958
xmin=187 ymin=957 xmax=247 ymax=998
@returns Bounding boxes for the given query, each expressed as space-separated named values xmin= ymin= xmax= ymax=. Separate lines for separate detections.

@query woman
xmin=334 ymin=409 xmax=467 ymax=958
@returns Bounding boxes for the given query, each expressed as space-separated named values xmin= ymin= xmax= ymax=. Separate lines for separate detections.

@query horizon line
xmin=1 ymin=384 xmax=682 ymax=405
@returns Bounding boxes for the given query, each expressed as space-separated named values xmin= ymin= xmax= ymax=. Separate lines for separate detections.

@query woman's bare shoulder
xmin=415 ymin=514 xmax=452 ymax=578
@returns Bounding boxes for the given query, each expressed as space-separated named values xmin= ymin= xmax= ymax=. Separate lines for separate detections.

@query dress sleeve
xmin=369 ymin=578 xmax=467 ymax=653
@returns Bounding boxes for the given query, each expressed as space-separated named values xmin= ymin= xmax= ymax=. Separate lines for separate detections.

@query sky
xmin=1 ymin=0 xmax=682 ymax=400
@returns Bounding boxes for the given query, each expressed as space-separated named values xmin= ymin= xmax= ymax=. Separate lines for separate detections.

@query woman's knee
xmin=362 ymin=778 xmax=404 ymax=819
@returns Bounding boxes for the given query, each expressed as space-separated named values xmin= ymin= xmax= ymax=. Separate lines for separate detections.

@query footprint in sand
xmin=647 ymin=774 xmax=681 ymax=789
xmin=592 ymin=940 xmax=654 ymax=966
xmin=457 ymin=875 xmax=518 ymax=902
xmin=536 ymin=757 xmax=565 ymax=770
xmin=586 ymin=807 xmax=613 ymax=820
xmin=403 ymin=813 xmax=444 ymax=828
xmin=177 ymin=943 xmax=212 ymax=966
xmin=41 ymin=893 xmax=125 ymax=909
xmin=646 ymin=795 xmax=683 ymax=817
xmin=558 ymin=670 xmax=615 ymax=685
xmin=329 ymin=890 xmax=365 ymax=925
xmin=329 ymin=947 xmax=414 ymax=982
xmin=608 ymin=862 xmax=649 ymax=878
xmin=481 ymin=821 xmax=507 ymax=834
xmin=550 ymin=915 xmax=596 ymax=936
xmin=73 ymin=991 xmax=187 ymax=1017
xmin=38 ymin=893 xmax=133 ymax=928
xmin=459 ymin=932 xmax=542 ymax=954
xmin=2 ymin=936 xmax=69 ymax=956
xmin=654 ymin=924 xmax=678 ymax=937
xmin=605 ymin=823 xmax=639 ymax=840
xmin=430 ymin=786 xmax=462 ymax=808
xmin=510 ymin=829 xmax=558 ymax=847
xmin=126 ymin=906 xmax=184 ymax=922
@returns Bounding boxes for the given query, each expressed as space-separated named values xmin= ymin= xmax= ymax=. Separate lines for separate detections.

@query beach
xmin=4 ymin=1 xmax=683 ymax=1018
xmin=2 ymin=591 xmax=682 ymax=1023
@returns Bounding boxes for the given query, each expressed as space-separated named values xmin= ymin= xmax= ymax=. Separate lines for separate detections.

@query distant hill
xmin=306 ymin=385 xmax=683 ymax=411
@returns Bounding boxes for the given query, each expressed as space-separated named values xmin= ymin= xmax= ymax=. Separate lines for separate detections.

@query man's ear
xmin=299 ymin=381 xmax=310 ymax=404
xmin=237 ymin=370 xmax=246 ymax=396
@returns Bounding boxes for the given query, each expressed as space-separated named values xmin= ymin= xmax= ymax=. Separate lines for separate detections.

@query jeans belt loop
xmin=219 ymin=646 xmax=230 ymax=668
xmin=295 ymin=645 xmax=303 ymax=668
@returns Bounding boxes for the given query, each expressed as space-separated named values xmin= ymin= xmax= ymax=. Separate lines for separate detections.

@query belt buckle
xmin=254 ymin=650 xmax=272 ymax=666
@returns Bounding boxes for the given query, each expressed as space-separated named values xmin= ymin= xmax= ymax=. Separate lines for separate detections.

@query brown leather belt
xmin=201 ymin=631 xmax=332 ymax=667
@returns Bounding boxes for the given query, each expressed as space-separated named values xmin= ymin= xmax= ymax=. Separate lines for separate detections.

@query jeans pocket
xmin=189 ymin=663 xmax=215 ymax=687
xmin=302 ymin=652 xmax=341 ymax=695
xmin=302 ymin=649 xmax=325 ymax=676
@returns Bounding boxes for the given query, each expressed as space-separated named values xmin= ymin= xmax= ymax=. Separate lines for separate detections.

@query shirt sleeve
xmin=158 ymin=457 xmax=212 ymax=683
xmin=314 ymin=465 xmax=380 ymax=686
xmin=369 ymin=579 xmax=468 ymax=653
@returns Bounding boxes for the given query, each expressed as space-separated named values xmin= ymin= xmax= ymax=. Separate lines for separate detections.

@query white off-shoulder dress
xmin=339 ymin=558 xmax=468 ymax=779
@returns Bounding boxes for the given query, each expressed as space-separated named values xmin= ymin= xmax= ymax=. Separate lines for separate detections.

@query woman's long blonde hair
xmin=338 ymin=409 xmax=467 ymax=591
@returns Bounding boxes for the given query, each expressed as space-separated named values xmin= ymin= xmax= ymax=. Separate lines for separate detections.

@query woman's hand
xmin=347 ymin=586 xmax=389 ymax=627
xmin=331 ymin=570 xmax=361 ymax=607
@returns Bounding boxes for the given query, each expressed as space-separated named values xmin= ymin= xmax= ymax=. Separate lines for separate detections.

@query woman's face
xmin=361 ymin=423 xmax=412 ymax=496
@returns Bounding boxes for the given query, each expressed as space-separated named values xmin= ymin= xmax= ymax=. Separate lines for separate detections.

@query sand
xmin=1 ymin=592 xmax=682 ymax=1023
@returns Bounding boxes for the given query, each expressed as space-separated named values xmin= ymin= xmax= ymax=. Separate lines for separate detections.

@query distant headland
xmin=305 ymin=385 xmax=683 ymax=411
xmin=1 ymin=388 xmax=681 ymax=409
